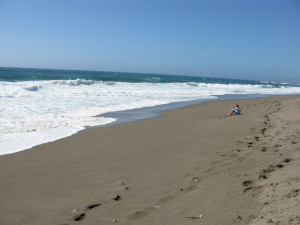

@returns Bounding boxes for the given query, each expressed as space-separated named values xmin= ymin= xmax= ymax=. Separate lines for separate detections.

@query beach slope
xmin=0 ymin=95 xmax=300 ymax=225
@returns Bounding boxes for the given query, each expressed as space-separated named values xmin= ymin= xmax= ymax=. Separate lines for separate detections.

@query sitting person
xmin=228 ymin=104 xmax=241 ymax=116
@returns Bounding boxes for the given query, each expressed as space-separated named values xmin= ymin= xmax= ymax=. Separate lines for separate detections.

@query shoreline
xmin=0 ymin=95 xmax=299 ymax=225
xmin=1 ymin=93 xmax=270 ymax=156
xmin=100 ymin=93 xmax=270 ymax=126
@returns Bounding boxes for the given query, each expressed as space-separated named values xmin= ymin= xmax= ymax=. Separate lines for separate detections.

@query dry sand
xmin=0 ymin=95 xmax=300 ymax=225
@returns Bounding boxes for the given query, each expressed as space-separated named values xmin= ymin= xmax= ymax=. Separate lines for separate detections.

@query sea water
xmin=1 ymin=67 xmax=300 ymax=155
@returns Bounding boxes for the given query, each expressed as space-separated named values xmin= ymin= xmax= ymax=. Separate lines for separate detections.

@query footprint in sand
xmin=191 ymin=176 xmax=201 ymax=183
xmin=243 ymin=187 xmax=253 ymax=193
xmin=181 ymin=185 xmax=197 ymax=192
xmin=248 ymin=142 xmax=254 ymax=148
xmin=203 ymin=167 xmax=214 ymax=173
xmin=180 ymin=175 xmax=203 ymax=192
xmin=86 ymin=203 xmax=101 ymax=210
xmin=112 ymin=195 xmax=122 ymax=201
xmin=127 ymin=196 xmax=173 ymax=221
xmin=286 ymin=189 xmax=299 ymax=198
xmin=243 ymin=186 xmax=262 ymax=193
xmin=128 ymin=208 xmax=153 ymax=221
xmin=257 ymin=163 xmax=285 ymax=181
xmin=155 ymin=196 xmax=173 ymax=205
xmin=73 ymin=213 xmax=86 ymax=221
xmin=283 ymin=158 xmax=292 ymax=163
xmin=72 ymin=203 xmax=102 ymax=222
xmin=243 ymin=180 xmax=253 ymax=186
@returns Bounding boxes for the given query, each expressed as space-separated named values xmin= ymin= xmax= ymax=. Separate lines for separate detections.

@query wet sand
xmin=0 ymin=95 xmax=300 ymax=225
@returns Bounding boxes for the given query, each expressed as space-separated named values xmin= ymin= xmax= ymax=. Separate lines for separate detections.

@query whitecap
xmin=1 ymin=79 xmax=300 ymax=156
xmin=24 ymin=86 xmax=40 ymax=91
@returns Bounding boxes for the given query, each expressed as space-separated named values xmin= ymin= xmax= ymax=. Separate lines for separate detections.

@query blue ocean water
xmin=1 ymin=67 xmax=300 ymax=155
xmin=2 ymin=67 xmax=299 ymax=86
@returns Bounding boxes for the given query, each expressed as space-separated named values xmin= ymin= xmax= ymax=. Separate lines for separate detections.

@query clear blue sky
xmin=1 ymin=0 xmax=300 ymax=82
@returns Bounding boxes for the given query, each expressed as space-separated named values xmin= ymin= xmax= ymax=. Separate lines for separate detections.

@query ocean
xmin=1 ymin=67 xmax=300 ymax=156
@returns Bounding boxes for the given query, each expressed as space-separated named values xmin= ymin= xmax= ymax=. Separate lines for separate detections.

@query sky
xmin=0 ymin=0 xmax=300 ymax=83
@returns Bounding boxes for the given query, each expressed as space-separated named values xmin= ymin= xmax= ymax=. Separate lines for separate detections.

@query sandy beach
xmin=0 ymin=95 xmax=300 ymax=225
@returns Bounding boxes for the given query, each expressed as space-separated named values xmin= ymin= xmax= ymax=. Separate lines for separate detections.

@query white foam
xmin=0 ymin=127 xmax=80 ymax=155
xmin=1 ymin=79 xmax=300 ymax=156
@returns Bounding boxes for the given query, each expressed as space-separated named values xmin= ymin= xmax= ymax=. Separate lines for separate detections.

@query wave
xmin=1 ymin=76 xmax=300 ymax=156
xmin=23 ymin=85 xmax=40 ymax=91
xmin=53 ymin=79 xmax=97 ymax=86
xmin=187 ymin=82 xmax=198 ymax=87
xmin=44 ymin=79 xmax=300 ymax=92
xmin=143 ymin=77 xmax=162 ymax=82
xmin=2 ymin=79 xmax=300 ymax=99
